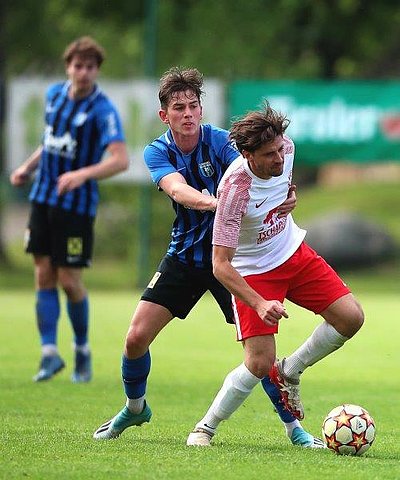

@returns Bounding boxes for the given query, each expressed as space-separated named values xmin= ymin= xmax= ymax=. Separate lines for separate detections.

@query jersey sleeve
xmin=143 ymin=144 xmax=177 ymax=185
xmin=43 ymin=83 xmax=63 ymax=142
xmin=45 ymin=83 xmax=60 ymax=102
xmin=96 ymin=102 xmax=125 ymax=149
xmin=283 ymin=134 xmax=294 ymax=153
xmin=213 ymin=173 xmax=250 ymax=248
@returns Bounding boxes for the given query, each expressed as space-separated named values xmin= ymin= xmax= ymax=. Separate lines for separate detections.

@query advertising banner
xmin=7 ymin=77 xmax=225 ymax=182
xmin=230 ymin=81 xmax=400 ymax=164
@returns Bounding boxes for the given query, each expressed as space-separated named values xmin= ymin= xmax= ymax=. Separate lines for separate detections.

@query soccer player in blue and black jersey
xmin=93 ymin=67 xmax=322 ymax=448
xmin=10 ymin=37 xmax=129 ymax=383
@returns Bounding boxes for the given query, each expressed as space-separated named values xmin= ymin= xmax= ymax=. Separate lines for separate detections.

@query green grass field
xmin=0 ymin=289 xmax=399 ymax=479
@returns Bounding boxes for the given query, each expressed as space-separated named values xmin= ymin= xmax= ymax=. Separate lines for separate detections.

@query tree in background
xmin=2 ymin=0 xmax=145 ymax=78
xmin=3 ymin=0 xmax=400 ymax=79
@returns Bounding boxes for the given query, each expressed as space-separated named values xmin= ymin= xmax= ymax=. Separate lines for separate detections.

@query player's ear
xmin=242 ymin=149 xmax=252 ymax=161
xmin=159 ymin=109 xmax=169 ymax=124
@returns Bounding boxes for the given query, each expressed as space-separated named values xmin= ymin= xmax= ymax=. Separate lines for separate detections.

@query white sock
xmin=126 ymin=395 xmax=145 ymax=414
xmin=283 ymin=321 xmax=348 ymax=379
xmin=74 ymin=343 xmax=90 ymax=354
xmin=195 ymin=363 xmax=261 ymax=433
xmin=41 ymin=344 xmax=58 ymax=356
xmin=284 ymin=419 xmax=301 ymax=437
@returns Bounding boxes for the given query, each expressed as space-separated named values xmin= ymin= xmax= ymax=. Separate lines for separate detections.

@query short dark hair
xmin=158 ymin=67 xmax=204 ymax=109
xmin=229 ymin=102 xmax=290 ymax=153
xmin=63 ymin=36 xmax=105 ymax=67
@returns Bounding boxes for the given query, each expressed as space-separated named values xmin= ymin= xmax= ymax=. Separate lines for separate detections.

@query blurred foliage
xmin=2 ymin=1 xmax=144 ymax=78
xmin=95 ymin=182 xmax=174 ymax=273
xmin=95 ymin=180 xmax=400 ymax=286
xmin=3 ymin=0 xmax=400 ymax=79
xmin=295 ymin=182 xmax=400 ymax=243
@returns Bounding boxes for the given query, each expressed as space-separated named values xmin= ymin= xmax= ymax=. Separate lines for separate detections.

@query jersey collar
xmin=63 ymin=81 xmax=101 ymax=102
xmin=164 ymin=124 xmax=204 ymax=149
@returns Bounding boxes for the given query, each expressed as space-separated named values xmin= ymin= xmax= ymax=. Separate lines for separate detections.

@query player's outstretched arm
xmin=10 ymin=146 xmax=42 ymax=187
xmin=159 ymin=172 xmax=217 ymax=212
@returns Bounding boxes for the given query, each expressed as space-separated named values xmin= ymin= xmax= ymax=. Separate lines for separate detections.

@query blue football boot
xmin=290 ymin=427 xmax=326 ymax=448
xmin=93 ymin=403 xmax=152 ymax=440
xmin=33 ymin=354 xmax=65 ymax=382
xmin=71 ymin=350 xmax=92 ymax=383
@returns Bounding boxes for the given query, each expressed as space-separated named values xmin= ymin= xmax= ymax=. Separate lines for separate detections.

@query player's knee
xmin=337 ymin=300 xmax=364 ymax=338
xmin=347 ymin=301 xmax=364 ymax=337
xmin=125 ymin=328 xmax=149 ymax=357
xmin=60 ymin=279 xmax=76 ymax=298
xmin=36 ymin=271 xmax=56 ymax=289
xmin=325 ymin=295 xmax=364 ymax=338
xmin=60 ymin=279 xmax=84 ymax=301
xmin=35 ymin=260 xmax=57 ymax=289
xmin=246 ymin=355 xmax=274 ymax=379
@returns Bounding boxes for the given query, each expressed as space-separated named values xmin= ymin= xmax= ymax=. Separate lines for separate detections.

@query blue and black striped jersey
xmin=144 ymin=124 xmax=240 ymax=269
xmin=29 ymin=81 xmax=125 ymax=217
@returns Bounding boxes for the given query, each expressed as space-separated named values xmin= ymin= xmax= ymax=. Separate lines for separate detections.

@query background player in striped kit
xmin=10 ymin=36 xmax=129 ymax=383
xmin=187 ymin=103 xmax=363 ymax=446
xmin=93 ymin=68 xmax=323 ymax=448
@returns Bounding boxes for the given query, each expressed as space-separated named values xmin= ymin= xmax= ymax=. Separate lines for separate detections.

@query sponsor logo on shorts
xmin=147 ymin=271 xmax=161 ymax=289
xmin=24 ymin=228 xmax=31 ymax=249
xmin=67 ymin=237 xmax=83 ymax=256
xmin=66 ymin=255 xmax=82 ymax=264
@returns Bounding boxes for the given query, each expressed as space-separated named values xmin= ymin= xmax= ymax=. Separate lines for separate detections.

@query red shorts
xmin=232 ymin=242 xmax=351 ymax=341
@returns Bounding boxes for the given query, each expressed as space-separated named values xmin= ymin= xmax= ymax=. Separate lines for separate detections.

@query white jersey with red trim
xmin=213 ymin=135 xmax=306 ymax=276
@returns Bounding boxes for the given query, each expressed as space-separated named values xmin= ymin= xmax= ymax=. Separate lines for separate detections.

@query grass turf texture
xmin=0 ymin=289 xmax=399 ymax=479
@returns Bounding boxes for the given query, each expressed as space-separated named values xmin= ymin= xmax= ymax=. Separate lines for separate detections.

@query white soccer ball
xmin=322 ymin=404 xmax=376 ymax=456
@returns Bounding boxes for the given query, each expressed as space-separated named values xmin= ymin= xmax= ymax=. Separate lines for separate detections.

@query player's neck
xmin=68 ymin=85 xmax=95 ymax=100
xmin=172 ymin=130 xmax=200 ymax=155
xmin=247 ymin=160 xmax=272 ymax=180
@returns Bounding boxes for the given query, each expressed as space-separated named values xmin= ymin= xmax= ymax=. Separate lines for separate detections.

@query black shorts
xmin=141 ymin=255 xmax=234 ymax=323
xmin=25 ymin=202 xmax=94 ymax=268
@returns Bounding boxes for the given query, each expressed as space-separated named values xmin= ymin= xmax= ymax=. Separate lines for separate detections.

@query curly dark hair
xmin=158 ymin=67 xmax=204 ymax=109
xmin=229 ymin=102 xmax=290 ymax=153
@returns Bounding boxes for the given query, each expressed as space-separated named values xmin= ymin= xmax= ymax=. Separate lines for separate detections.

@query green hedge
xmin=96 ymin=182 xmax=174 ymax=277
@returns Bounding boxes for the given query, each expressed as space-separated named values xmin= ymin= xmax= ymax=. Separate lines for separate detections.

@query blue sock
xmin=36 ymin=289 xmax=60 ymax=346
xmin=122 ymin=351 xmax=151 ymax=399
xmin=67 ymin=297 xmax=89 ymax=346
xmin=261 ymin=376 xmax=296 ymax=423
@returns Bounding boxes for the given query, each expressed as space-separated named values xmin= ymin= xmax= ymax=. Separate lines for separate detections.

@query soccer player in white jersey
xmin=187 ymin=103 xmax=364 ymax=446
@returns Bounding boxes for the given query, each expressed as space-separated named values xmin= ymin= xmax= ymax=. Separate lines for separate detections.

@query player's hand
xmin=277 ymin=184 xmax=296 ymax=217
xmin=256 ymin=300 xmax=288 ymax=327
xmin=57 ymin=170 xmax=87 ymax=195
xmin=10 ymin=166 xmax=31 ymax=186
